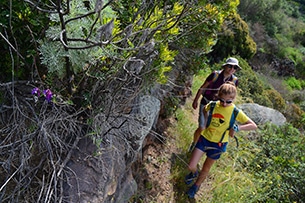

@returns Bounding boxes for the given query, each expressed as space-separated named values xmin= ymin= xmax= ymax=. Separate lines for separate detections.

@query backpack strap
xmin=232 ymin=107 xmax=240 ymax=147
xmin=212 ymin=70 xmax=238 ymax=85
xmin=205 ymin=101 xmax=217 ymax=128
xmin=211 ymin=70 xmax=221 ymax=83
xmin=232 ymin=75 xmax=238 ymax=85
xmin=230 ymin=107 xmax=239 ymax=129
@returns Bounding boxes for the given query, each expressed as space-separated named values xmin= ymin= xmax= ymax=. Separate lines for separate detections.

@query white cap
xmin=222 ymin=57 xmax=242 ymax=70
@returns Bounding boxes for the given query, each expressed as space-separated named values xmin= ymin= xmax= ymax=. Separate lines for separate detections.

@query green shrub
xmin=279 ymin=47 xmax=304 ymax=71
xmin=301 ymin=80 xmax=305 ymax=88
xmin=253 ymin=92 xmax=272 ymax=107
xmin=283 ymin=103 xmax=305 ymax=129
xmin=248 ymin=123 xmax=305 ymax=202
xmin=300 ymin=101 xmax=305 ymax=112
xmin=285 ymin=77 xmax=302 ymax=90
xmin=264 ymin=89 xmax=286 ymax=111
xmin=235 ymin=57 xmax=271 ymax=105
xmin=289 ymin=91 xmax=305 ymax=104
xmin=208 ymin=13 xmax=256 ymax=60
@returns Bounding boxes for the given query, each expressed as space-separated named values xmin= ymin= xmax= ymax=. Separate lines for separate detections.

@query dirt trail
xmin=131 ymin=98 xmax=214 ymax=203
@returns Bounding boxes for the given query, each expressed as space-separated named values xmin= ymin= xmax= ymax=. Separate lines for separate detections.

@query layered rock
xmin=63 ymin=95 xmax=161 ymax=202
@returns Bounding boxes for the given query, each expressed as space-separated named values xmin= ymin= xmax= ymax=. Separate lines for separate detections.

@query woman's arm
xmin=192 ymin=81 xmax=210 ymax=109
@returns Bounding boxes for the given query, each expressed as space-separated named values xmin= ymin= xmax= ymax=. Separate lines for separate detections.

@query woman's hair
xmin=217 ymin=81 xmax=237 ymax=98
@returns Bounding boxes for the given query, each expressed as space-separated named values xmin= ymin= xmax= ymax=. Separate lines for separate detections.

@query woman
xmin=185 ymin=81 xmax=257 ymax=199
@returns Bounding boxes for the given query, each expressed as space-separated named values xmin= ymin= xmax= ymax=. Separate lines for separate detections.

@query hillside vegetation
xmin=239 ymin=0 xmax=305 ymax=79
xmin=1 ymin=0 xmax=305 ymax=202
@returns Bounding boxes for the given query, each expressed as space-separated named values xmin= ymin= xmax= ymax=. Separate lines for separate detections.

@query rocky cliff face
xmin=63 ymin=95 xmax=161 ymax=202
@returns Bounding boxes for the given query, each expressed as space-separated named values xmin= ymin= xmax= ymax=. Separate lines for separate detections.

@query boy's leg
xmin=188 ymin=148 xmax=204 ymax=171
xmin=185 ymin=148 xmax=204 ymax=185
xmin=195 ymin=157 xmax=216 ymax=186
xmin=187 ymin=157 xmax=215 ymax=198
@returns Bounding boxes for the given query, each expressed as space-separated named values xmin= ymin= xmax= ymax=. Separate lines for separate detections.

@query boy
xmin=185 ymin=82 xmax=257 ymax=198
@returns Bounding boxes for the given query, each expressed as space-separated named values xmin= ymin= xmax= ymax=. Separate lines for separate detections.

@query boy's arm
xmin=238 ymin=119 xmax=257 ymax=131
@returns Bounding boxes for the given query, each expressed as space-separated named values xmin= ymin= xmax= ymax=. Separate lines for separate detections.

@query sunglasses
xmin=219 ymin=98 xmax=233 ymax=104
xmin=227 ymin=64 xmax=239 ymax=70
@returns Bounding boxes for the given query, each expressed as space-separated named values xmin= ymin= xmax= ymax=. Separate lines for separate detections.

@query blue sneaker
xmin=184 ymin=170 xmax=198 ymax=185
xmin=187 ymin=184 xmax=200 ymax=198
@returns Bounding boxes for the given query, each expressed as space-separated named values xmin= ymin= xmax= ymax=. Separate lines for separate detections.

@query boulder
xmin=237 ymin=103 xmax=286 ymax=126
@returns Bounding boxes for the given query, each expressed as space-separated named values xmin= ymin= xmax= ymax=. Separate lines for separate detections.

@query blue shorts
xmin=195 ymin=136 xmax=228 ymax=160
xmin=198 ymin=103 xmax=205 ymax=128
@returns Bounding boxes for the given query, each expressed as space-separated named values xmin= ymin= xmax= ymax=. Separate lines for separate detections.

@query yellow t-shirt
xmin=203 ymin=101 xmax=249 ymax=143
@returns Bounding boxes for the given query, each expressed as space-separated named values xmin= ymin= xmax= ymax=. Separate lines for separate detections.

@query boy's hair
xmin=217 ymin=81 xmax=237 ymax=98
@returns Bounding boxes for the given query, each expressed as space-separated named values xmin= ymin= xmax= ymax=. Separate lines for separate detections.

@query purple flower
xmin=31 ymin=87 xmax=40 ymax=97
xmin=43 ymin=89 xmax=53 ymax=102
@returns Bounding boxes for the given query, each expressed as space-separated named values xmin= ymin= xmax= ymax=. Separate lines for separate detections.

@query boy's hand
xmin=229 ymin=128 xmax=235 ymax=137
xmin=229 ymin=124 xmax=239 ymax=137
